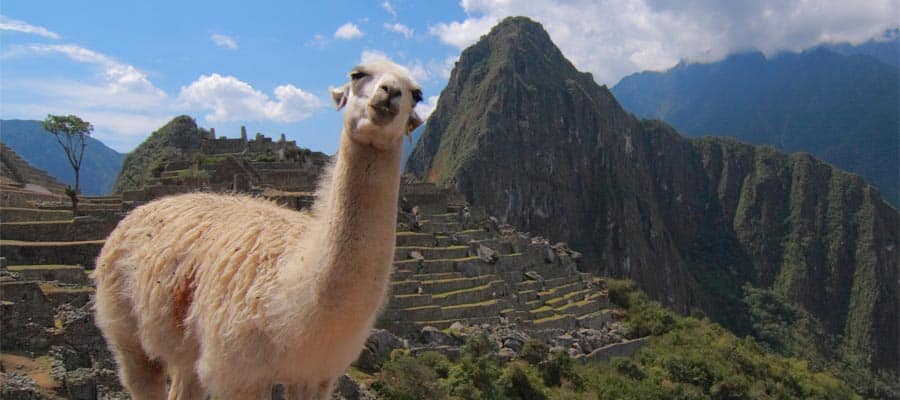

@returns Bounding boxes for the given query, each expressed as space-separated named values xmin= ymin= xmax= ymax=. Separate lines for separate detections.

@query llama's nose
xmin=380 ymin=84 xmax=401 ymax=100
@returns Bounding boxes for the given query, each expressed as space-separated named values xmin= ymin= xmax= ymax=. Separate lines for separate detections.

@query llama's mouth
xmin=368 ymin=104 xmax=397 ymax=124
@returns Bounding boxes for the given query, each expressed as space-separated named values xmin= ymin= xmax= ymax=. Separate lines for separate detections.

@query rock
xmin=448 ymin=321 xmax=466 ymax=332
xmin=476 ymin=244 xmax=499 ymax=264
xmin=352 ymin=329 xmax=405 ymax=373
xmin=0 ymin=372 xmax=42 ymax=399
xmin=524 ymin=271 xmax=544 ymax=281
xmin=420 ymin=326 xmax=459 ymax=347
xmin=331 ymin=374 xmax=378 ymax=400
xmin=409 ymin=251 xmax=425 ymax=261
xmin=64 ymin=368 xmax=97 ymax=400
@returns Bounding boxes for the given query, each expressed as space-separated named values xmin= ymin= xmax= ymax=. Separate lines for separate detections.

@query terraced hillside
xmin=0 ymin=181 xmax=622 ymax=397
xmin=380 ymin=183 xmax=614 ymax=339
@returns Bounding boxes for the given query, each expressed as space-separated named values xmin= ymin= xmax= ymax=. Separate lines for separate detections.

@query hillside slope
xmin=612 ymin=47 xmax=899 ymax=206
xmin=407 ymin=16 xmax=899 ymax=382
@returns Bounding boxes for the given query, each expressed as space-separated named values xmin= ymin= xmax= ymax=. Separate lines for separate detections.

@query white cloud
xmin=178 ymin=73 xmax=324 ymax=123
xmin=335 ymin=23 xmax=364 ymax=40
xmin=385 ymin=23 xmax=414 ymax=38
xmin=210 ymin=33 xmax=238 ymax=50
xmin=0 ymin=15 xmax=61 ymax=39
xmin=416 ymin=95 xmax=440 ymax=121
xmin=430 ymin=0 xmax=900 ymax=85
xmin=15 ymin=44 xmax=166 ymax=107
xmin=359 ymin=50 xmax=455 ymax=84
xmin=382 ymin=1 xmax=397 ymax=18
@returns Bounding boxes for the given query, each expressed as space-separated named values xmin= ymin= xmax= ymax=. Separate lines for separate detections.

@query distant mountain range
xmin=408 ymin=17 xmax=898 ymax=395
xmin=612 ymin=38 xmax=899 ymax=206
xmin=0 ymin=119 xmax=126 ymax=195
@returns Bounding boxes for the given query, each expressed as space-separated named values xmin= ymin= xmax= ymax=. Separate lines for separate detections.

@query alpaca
xmin=92 ymin=60 xmax=423 ymax=399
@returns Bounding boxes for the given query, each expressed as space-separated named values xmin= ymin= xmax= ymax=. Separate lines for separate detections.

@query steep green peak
xmin=457 ymin=16 xmax=579 ymax=82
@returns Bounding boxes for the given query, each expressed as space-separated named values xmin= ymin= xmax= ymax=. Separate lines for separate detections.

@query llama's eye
xmin=411 ymin=89 xmax=423 ymax=103
xmin=350 ymin=70 xmax=367 ymax=80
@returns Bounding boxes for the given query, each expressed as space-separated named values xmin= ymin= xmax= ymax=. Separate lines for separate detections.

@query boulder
xmin=352 ymin=329 xmax=405 ymax=373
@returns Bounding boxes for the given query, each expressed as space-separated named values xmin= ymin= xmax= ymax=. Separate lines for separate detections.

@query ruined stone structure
xmin=121 ymin=127 xmax=329 ymax=205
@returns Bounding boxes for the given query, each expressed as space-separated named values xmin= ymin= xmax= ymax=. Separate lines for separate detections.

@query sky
xmin=1 ymin=0 xmax=897 ymax=155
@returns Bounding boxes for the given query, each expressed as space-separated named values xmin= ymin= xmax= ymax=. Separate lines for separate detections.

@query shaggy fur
xmin=93 ymin=61 xmax=422 ymax=399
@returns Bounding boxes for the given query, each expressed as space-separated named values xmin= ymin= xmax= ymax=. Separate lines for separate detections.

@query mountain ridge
xmin=407 ymin=16 xmax=898 ymax=387
xmin=612 ymin=46 xmax=900 ymax=206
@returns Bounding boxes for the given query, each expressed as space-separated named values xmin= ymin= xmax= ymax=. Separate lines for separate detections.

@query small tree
xmin=42 ymin=114 xmax=93 ymax=216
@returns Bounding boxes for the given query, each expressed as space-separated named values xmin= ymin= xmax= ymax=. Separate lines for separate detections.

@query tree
xmin=42 ymin=114 xmax=93 ymax=216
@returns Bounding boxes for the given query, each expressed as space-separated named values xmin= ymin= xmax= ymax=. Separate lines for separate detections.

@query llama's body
xmin=93 ymin=61 xmax=422 ymax=399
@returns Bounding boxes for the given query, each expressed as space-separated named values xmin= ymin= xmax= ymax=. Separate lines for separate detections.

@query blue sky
xmin=1 ymin=0 xmax=896 ymax=154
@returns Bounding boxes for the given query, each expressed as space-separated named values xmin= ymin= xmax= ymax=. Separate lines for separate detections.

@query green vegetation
xmin=373 ymin=279 xmax=865 ymax=399
xmin=42 ymin=114 xmax=93 ymax=215
xmin=113 ymin=115 xmax=210 ymax=193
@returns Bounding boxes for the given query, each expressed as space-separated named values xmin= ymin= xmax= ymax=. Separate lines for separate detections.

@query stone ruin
xmin=121 ymin=126 xmax=330 ymax=207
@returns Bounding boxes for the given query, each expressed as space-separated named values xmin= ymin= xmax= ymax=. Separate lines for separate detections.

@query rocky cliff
xmin=407 ymin=16 xmax=898 ymax=376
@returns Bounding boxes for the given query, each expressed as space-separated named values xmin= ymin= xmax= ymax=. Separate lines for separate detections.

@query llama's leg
xmin=314 ymin=378 xmax=336 ymax=400
xmin=167 ymin=367 xmax=204 ymax=400
xmin=107 ymin=336 xmax=167 ymax=400
xmin=285 ymin=378 xmax=335 ymax=400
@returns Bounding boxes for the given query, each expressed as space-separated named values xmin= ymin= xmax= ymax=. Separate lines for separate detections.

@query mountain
xmin=112 ymin=115 xmax=210 ymax=193
xmin=611 ymin=46 xmax=899 ymax=206
xmin=407 ymin=16 xmax=899 ymax=390
xmin=0 ymin=119 xmax=126 ymax=195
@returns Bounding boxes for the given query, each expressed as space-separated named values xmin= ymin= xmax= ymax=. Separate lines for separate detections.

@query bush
xmin=519 ymin=340 xmax=548 ymax=366
xmin=540 ymin=350 xmax=581 ymax=389
xmin=376 ymin=351 xmax=447 ymax=400
xmin=499 ymin=361 xmax=549 ymax=400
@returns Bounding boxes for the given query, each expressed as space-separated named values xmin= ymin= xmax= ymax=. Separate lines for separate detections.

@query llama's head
xmin=330 ymin=60 xmax=423 ymax=150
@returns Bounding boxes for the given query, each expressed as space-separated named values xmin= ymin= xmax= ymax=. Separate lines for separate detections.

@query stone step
xmin=391 ymin=269 xmax=414 ymax=281
xmin=40 ymin=282 xmax=94 ymax=308
xmin=427 ymin=221 xmax=463 ymax=234
xmin=422 ymin=212 xmax=460 ymax=224
xmin=529 ymin=314 xmax=577 ymax=331
xmin=451 ymin=229 xmax=495 ymax=243
xmin=0 ymin=219 xmax=117 ymax=241
xmin=6 ymin=265 xmax=90 ymax=286
xmin=538 ymin=281 xmax=587 ymax=300
xmin=555 ymin=299 xmax=603 ymax=315
xmin=412 ymin=316 xmax=502 ymax=330
xmin=394 ymin=245 xmax=469 ymax=261
xmin=390 ymin=280 xmax=422 ymax=295
xmin=382 ymin=305 xmax=442 ymax=321
xmin=528 ymin=305 xmax=555 ymax=320
xmin=411 ymin=272 xmax=462 ymax=281
xmin=516 ymin=289 xmax=539 ymax=303
xmin=576 ymin=309 xmax=618 ymax=330
xmin=431 ymin=280 xmax=505 ymax=307
xmin=544 ymin=288 xmax=594 ymax=307
xmin=468 ymin=238 xmax=515 ymax=255
xmin=395 ymin=232 xmax=437 ymax=247
xmin=420 ymin=275 xmax=496 ymax=294
xmin=441 ymin=299 xmax=504 ymax=320
xmin=0 ymin=207 xmax=72 ymax=222
xmin=388 ymin=293 xmax=433 ymax=309
xmin=0 ymin=240 xmax=104 ymax=268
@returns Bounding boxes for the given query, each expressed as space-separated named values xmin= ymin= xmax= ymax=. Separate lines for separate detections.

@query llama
xmin=92 ymin=60 xmax=423 ymax=399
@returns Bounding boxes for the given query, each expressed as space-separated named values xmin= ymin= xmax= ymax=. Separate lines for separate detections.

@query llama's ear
xmin=407 ymin=110 xmax=423 ymax=133
xmin=330 ymin=85 xmax=349 ymax=110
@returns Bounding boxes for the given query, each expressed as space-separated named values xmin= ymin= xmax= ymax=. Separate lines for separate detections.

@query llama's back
xmin=93 ymin=192 xmax=310 ymax=364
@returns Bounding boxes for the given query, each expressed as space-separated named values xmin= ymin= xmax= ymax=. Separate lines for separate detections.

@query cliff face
xmin=407 ymin=17 xmax=898 ymax=373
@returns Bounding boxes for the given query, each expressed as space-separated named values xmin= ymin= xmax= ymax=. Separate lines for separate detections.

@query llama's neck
xmin=306 ymin=131 xmax=402 ymax=325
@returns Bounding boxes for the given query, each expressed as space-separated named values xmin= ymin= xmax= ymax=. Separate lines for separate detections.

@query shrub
xmin=499 ymin=361 xmax=549 ymax=400
xmin=376 ymin=351 xmax=447 ymax=400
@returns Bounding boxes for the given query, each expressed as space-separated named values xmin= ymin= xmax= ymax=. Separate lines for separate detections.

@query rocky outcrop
xmin=407 ymin=16 xmax=899 ymax=374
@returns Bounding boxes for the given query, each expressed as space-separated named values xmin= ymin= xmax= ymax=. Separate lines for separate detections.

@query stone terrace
xmin=378 ymin=183 xmax=614 ymax=341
